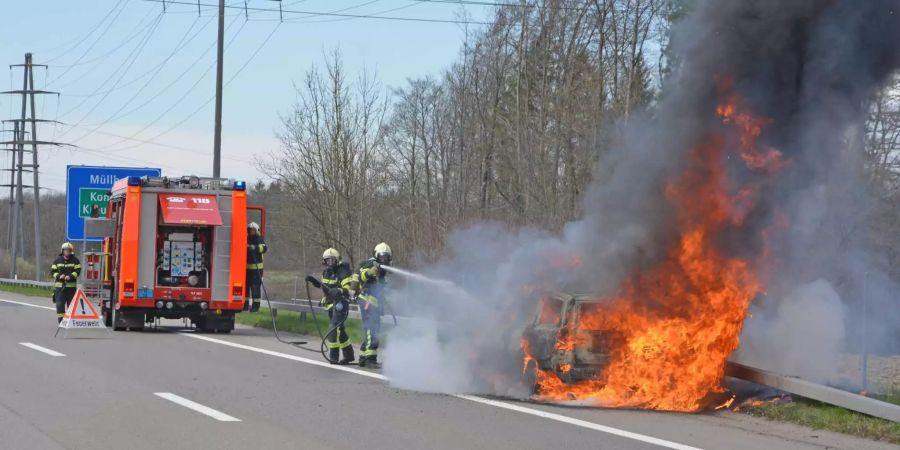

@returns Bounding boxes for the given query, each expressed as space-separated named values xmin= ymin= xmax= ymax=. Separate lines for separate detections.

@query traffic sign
xmin=66 ymin=166 xmax=160 ymax=241
xmin=55 ymin=288 xmax=108 ymax=338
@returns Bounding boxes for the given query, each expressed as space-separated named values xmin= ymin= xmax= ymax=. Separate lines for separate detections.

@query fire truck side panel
xmin=118 ymin=185 xmax=142 ymax=305
xmin=137 ymin=192 xmax=159 ymax=295
xmin=210 ymin=192 xmax=231 ymax=305
xmin=227 ymin=189 xmax=248 ymax=308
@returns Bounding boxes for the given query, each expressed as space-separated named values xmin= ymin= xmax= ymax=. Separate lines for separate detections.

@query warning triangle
xmin=63 ymin=289 xmax=101 ymax=320
xmin=55 ymin=289 xmax=108 ymax=338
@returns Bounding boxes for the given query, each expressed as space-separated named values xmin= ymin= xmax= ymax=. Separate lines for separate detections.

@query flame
xmin=715 ymin=394 xmax=737 ymax=410
xmin=523 ymin=82 xmax=786 ymax=411
xmin=559 ymin=363 xmax=572 ymax=373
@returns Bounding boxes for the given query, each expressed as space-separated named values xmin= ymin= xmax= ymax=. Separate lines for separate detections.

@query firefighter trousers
xmin=359 ymin=299 xmax=381 ymax=362
xmin=245 ymin=269 xmax=263 ymax=312
xmin=326 ymin=301 xmax=353 ymax=362
xmin=54 ymin=287 xmax=76 ymax=323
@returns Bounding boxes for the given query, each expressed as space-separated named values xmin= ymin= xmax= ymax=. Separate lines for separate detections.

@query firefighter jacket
xmin=50 ymin=254 xmax=82 ymax=288
xmin=321 ymin=261 xmax=353 ymax=310
xmin=357 ymin=257 xmax=387 ymax=308
xmin=247 ymin=234 xmax=267 ymax=271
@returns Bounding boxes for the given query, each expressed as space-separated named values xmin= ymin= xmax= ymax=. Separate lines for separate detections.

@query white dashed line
xmin=19 ymin=342 xmax=66 ymax=357
xmin=154 ymin=392 xmax=241 ymax=422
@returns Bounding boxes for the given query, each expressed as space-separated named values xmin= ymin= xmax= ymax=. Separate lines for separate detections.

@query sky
xmin=0 ymin=0 xmax=493 ymax=193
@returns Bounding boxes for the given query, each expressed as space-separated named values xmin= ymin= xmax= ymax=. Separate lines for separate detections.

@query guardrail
xmin=265 ymin=298 xmax=431 ymax=328
xmin=0 ymin=277 xmax=54 ymax=289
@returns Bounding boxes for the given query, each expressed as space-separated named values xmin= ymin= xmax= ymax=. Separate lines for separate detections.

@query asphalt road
xmin=0 ymin=292 xmax=894 ymax=450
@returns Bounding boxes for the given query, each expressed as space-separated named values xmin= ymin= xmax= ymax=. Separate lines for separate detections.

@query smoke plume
xmin=384 ymin=0 xmax=900 ymax=397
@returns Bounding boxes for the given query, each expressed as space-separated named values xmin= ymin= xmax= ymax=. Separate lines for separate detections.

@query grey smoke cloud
xmin=383 ymin=0 xmax=900 ymax=396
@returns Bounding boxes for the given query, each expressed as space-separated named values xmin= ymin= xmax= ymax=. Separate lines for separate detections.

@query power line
xmin=88 ymin=20 xmax=280 ymax=166
xmin=55 ymin=13 xmax=166 ymax=140
xmin=412 ymin=0 xmax=594 ymax=12
xmin=60 ymin=15 xmax=216 ymax=99
xmin=93 ymin=22 xmax=281 ymax=158
xmin=143 ymin=0 xmax=494 ymax=24
xmin=70 ymin=15 xmax=207 ymax=142
xmin=281 ymin=1 xmax=423 ymax=24
xmin=47 ymin=6 xmax=161 ymax=70
xmin=45 ymin=0 xmax=134 ymax=86
xmin=88 ymin=15 xmax=247 ymax=152
xmin=41 ymin=0 xmax=129 ymax=64
xmin=65 ymin=123 xmax=253 ymax=164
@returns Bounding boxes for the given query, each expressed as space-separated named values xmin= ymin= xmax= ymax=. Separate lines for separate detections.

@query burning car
xmin=521 ymin=292 xmax=616 ymax=396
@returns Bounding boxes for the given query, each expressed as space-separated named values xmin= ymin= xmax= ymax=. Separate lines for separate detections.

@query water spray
xmin=381 ymin=265 xmax=478 ymax=306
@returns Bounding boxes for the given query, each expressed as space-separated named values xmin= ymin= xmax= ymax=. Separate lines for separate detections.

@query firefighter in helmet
xmin=245 ymin=222 xmax=267 ymax=312
xmin=354 ymin=242 xmax=392 ymax=368
xmin=50 ymin=242 xmax=81 ymax=323
xmin=307 ymin=248 xmax=355 ymax=364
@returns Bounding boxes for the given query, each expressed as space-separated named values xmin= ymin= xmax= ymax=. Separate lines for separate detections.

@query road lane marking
xmin=154 ymin=393 xmax=241 ymax=422
xmin=455 ymin=395 xmax=702 ymax=450
xmin=0 ymin=298 xmax=56 ymax=311
xmin=181 ymin=332 xmax=701 ymax=450
xmin=19 ymin=342 xmax=66 ymax=357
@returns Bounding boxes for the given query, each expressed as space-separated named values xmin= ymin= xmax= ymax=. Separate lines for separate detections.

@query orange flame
xmin=524 ymin=83 xmax=786 ymax=411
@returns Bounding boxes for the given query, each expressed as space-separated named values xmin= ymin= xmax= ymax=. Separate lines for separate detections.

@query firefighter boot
xmin=249 ymin=300 xmax=261 ymax=313
xmin=339 ymin=345 xmax=355 ymax=365
xmin=366 ymin=356 xmax=380 ymax=369
xmin=328 ymin=348 xmax=340 ymax=364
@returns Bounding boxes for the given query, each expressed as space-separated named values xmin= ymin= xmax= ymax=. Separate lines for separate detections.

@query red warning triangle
xmin=62 ymin=289 xmax=101 ymax=320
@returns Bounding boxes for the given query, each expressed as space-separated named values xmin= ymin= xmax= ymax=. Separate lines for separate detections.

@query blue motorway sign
xmin=66 ymin=165 xmax=161 ymax=242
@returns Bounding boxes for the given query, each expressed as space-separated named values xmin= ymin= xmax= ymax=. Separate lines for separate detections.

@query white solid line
xmin=154 ymin=392 xmax=241 ymax=422
xmin=0 ymin=298 xmax=56 ymax=311
xmin=455 ymin=395 xmax=702 ymax=450
xmin=180 ymin=332 xmax=701 ymax=450
xmin=19 ymin=342 xmax=66 ymax=357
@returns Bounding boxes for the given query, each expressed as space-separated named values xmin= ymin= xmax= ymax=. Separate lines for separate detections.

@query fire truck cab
xmin=100 ymin=175 xmax=261 ymax=332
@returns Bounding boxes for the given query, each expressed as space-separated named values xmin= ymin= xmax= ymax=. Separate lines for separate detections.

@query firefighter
xmin=315 ymin=248 xmax=355 ymax=364
xmin=355 ymin=242 xmax=392 ymax=369
xmin=50 ymin=242 xmax=81 ymax=323
xmin=245 ymin=222 xmax=267 ymax=312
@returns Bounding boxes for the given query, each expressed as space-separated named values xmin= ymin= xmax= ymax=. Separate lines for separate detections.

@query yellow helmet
xmin=322 ymin=248 xmax=340 ymax=259
xmin=374 ymin=242 xmax=392 ymax=261
xmin=61 ymin=242 xmax=75 ymax=252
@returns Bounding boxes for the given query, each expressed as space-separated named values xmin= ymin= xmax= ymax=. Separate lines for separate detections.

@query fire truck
xmin=96 ymin=175 xmax=263 ymax=332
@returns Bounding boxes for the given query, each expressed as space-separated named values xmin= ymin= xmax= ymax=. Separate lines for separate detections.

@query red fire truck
xmin=98 ymin=175 xmax=263 ymax=332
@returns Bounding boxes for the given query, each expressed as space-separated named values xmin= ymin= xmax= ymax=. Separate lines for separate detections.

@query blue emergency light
xmin=127 ymin=176 xmax=142 ymax=186
xmin=233 ymin=181 xmax=246 ymax=191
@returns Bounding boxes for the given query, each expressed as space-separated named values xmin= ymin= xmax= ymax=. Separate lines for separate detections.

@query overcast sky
xmin=0 ymin=0 xmax=492 ymax=193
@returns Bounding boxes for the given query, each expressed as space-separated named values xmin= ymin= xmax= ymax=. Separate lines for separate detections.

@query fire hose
xmin=260 ymin=281 xmax=307 ymax=346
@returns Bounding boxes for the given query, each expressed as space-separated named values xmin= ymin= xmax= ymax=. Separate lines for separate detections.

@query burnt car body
xmin=521 ymin=292 xmax=614 ymax=393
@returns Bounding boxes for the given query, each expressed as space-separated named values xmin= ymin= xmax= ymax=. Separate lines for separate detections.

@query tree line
xmin=257 ymin=0 xmax=677 ymax=269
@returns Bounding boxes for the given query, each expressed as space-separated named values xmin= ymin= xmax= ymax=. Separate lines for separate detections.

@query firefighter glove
xmin=305 ymin=275 xmax=322 ymax=289
xmin=349 ymin=274 xmax=360 ymax=293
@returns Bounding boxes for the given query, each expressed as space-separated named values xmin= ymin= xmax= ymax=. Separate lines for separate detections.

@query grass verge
xmin=235 ymin=307 xmax=364 ymax=343
xmin=742 ymin=399 xmax=900 ymax=444
xmin=0 ymin=282 xmax=53 ymax=299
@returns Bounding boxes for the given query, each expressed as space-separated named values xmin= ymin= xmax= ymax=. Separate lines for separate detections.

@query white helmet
xmin=322 ymin=248 xmax=340 ymax=259
xmin=374 ymin=242 xmax=392 ymax=264
xmin=61 ymin=242 xmax=75 ymax=253
xmin=248 ymin=222 xmax=260 ymax=231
